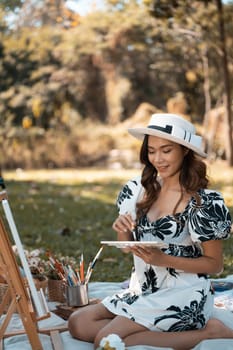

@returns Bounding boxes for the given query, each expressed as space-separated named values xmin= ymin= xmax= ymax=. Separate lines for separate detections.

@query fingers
xmin=129 ymin=246 xmax=160 ymax=265
xmin=112 ymin=213 xmax=135 ymax=233
xmin=130 ymin=246 xmax=148 ymax=262
xmin=130 ymin=246 xmax=150 ymax=256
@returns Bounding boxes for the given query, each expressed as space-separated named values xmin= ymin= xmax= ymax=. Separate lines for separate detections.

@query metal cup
xmin=65 ymin=284 xmax=89 ymax=307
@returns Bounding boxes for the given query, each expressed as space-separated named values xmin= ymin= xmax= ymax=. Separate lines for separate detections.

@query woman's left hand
xmin=129 ymin=245 xmax=165 ymax=265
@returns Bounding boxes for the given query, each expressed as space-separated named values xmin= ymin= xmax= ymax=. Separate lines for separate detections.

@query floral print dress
xmin=102 ymin=176 xmax=232 ymax=332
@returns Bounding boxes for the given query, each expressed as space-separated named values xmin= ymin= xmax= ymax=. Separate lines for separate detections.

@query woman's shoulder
xmin=188 ymin=188 xmax=231 ymax=220
xmin=117 ymin=175 xmax=142 ymax=201
xmin=125 ymin=175 xmax=142 ymax=188
xmin=188 ymin=189 xmax=232 ymax=242
xmin=194 ymin=188 xmax=231 ymax=224
xmin=198 ymin=188 xmax=225 ymax=202
xmin=116 ymin=175 xmax=143 ymax=211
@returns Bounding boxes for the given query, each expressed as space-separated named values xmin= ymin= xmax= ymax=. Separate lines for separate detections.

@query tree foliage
xmin=0 ymin=0 xmax=23 ymax=11
xmin=0 ymin=0 xmax=233 ymax=167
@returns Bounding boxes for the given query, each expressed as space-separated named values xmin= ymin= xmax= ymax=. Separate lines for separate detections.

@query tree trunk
xmin=216 ymin=0 xmax=233 ymax=166
xmin=202 ymin=49 xmax=211 ymax=119
xmin=202 ymin=47 xmax=212 ymax=154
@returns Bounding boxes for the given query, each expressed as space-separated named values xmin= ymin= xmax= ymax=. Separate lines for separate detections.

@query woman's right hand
xmin=112 ymin=213 xmax=135 ymax=241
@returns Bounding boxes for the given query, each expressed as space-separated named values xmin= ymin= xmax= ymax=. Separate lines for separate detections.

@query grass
xmin=2 ymin=169 xmax=139 ymax=282
xmin=1 ymin=161 xmax=233 ymax=282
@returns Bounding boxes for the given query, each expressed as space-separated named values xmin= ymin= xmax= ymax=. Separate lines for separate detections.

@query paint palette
xmin=101 ymin=241 xmax=167 ymax=249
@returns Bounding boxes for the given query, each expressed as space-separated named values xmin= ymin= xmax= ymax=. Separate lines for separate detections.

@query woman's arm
xmin=130 ymin=240 xmax=223 ymax=274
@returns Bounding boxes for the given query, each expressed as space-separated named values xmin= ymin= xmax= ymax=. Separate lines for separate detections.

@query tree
xmin=0 ymin=0 xmax=23 ymax=11
xmin=216 ymin=0 xmax=233 ymax=166
xmin=11 ymin=0 xmax=80 ymax=29
xmin=144 ymin=0 xmax=233 ymax=162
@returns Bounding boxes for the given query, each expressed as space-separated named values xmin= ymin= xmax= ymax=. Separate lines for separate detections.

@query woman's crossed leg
xmin=68 ymin=303 xmax=233 ymax=350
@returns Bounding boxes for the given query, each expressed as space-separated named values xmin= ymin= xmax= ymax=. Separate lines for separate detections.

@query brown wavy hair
xmin=136 ymin=135 xmax=209 ymax=218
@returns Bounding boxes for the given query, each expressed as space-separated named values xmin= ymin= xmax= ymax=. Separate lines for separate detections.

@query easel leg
xmin=0 ymin=287 xmax=12 ymax=316
xmin=0 ymin=300 xmax=16 ymax=338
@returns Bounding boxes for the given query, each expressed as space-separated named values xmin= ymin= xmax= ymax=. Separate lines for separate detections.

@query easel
xmin=0 ymin=179 xmax=67 ymax=350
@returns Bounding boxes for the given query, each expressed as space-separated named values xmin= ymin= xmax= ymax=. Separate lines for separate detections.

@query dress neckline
xmin=145 ymin=194 xmax=194 ymax=224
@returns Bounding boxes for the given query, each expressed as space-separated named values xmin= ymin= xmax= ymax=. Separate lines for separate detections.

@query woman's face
xmin=147 ymin=135 xmax=188 ymax=180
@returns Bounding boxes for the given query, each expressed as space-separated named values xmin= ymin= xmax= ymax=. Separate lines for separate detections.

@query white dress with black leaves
xmin=102 ymin=176 xmax=232 ymax=332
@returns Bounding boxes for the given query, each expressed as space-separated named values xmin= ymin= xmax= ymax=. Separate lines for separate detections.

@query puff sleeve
xmin=116 ymin=176 xmax=144 ymax=220
xmin=188 ymin=189 xmax=232 ymax=243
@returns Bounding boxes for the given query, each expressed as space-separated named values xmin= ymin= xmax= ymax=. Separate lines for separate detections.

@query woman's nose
xmin=152 ymin=151 xmax=162 ymax=163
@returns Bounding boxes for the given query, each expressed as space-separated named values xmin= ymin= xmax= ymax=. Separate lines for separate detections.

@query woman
xmin=68 ymin=113 xmax=232 ymax=350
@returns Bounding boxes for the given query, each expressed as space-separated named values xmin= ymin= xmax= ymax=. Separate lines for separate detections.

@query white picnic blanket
xmin=2 ymin=279 xmax=233 ymax=350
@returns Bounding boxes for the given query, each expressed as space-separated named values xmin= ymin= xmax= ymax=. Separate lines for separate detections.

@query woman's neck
xmin=159 ymin=175 xmax=182 ymax=193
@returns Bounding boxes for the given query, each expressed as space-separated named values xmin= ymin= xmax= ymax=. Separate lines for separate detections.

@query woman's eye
xmin=163 ymin=149 xmax=172 ymax=153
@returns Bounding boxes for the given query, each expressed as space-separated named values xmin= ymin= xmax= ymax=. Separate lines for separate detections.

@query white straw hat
xmin=128 ymin=113 xmax=207 ymax=158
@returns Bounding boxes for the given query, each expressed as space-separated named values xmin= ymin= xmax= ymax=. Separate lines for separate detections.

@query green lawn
xmin=1 ymin=161 xmax=233 ymax=282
